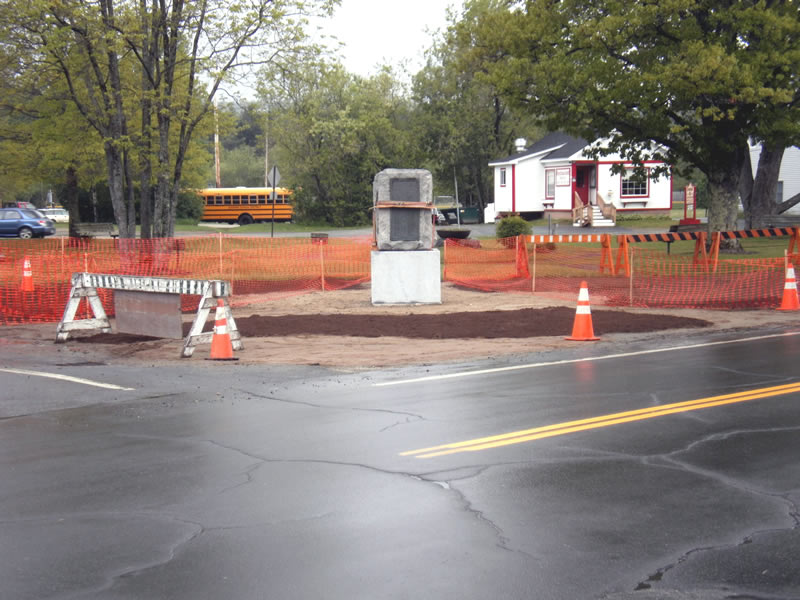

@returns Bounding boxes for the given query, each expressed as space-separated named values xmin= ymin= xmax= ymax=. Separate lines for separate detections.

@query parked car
xmin=0 ymin=208 xmax=56 ymax=239
xmin=2 ymin=201 xmax=36 ymax=210
xmin=433 ymin=209 xmax=448 ymax=225
xmin=40 ymin=207 xmax=69 ymax=223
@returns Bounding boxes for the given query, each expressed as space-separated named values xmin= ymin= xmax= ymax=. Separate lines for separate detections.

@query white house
xmin=487 ymin=132 xmax=672 ymax=223
xmin=749 ymin=144 xmax=800 ymax=213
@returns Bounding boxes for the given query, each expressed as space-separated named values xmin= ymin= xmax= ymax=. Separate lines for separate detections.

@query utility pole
xmin=264 ymin=109 xmax=269 ymax=187
xmin=213 ymin=101 xmax=221 ymax=188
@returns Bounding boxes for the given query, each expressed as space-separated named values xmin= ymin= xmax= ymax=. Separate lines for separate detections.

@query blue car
xmin=0 ymin=208 xmax=56 ymax=239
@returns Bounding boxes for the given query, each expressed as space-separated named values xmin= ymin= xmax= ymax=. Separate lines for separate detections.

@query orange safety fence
xmin=4 ymin=232 xmax=793 ymax=326
xmin=0 ymin=236 xmax=371 ymax=325
xmin=444 ymin=236 xmax=787 ymax=309
xmin=443 ymin=235 xmax=531 ymax=292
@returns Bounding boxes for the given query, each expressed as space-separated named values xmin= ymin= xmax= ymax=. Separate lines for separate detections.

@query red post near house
xmin=681 ymin=183 xmax=700 ymax=225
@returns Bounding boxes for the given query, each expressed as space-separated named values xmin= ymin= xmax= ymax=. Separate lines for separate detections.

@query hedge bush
xmin=495 ymin=215 xmax=532 ymax=239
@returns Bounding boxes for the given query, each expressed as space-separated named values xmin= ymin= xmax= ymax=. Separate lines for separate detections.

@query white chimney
xmin=514 ymin=138 xmax=527 ymax=152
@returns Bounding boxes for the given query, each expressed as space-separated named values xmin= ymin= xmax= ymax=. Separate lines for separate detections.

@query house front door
xmin=573 ymin=165 xmax=593 ymax=206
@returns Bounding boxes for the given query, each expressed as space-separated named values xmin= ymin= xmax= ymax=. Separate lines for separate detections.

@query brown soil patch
xmin=34 ymin=283 xmax=793 ymax=369
xmin=73 ymin=307 xmax=709 ymax=345
xmin=230 ymin=307 xmax=711 ymax=338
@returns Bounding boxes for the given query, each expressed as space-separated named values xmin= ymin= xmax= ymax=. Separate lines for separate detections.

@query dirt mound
xmin=230 ymin=308 xmax=710 ymax=339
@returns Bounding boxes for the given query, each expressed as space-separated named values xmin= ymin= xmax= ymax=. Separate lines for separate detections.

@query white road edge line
xmin=0 ymin=368 xmax=135 ymax=391
xmin=374 ymin=332 xmax=800 ymax=388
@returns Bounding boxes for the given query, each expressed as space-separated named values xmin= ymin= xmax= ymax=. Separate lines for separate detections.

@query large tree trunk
xmin=706 ymin=162 xmax=743 ymax=252
xmin=139 ymin=146 xmax=153 ymax=239
xmin=137 ymin=0 xmax=157 ymax=239
xmin=124 ymin=149 xmax=137 ymax=237
xmin=104 ymin=142 xmax=127 ymax=229
xmin=152 ymin=119 xmax=171 ymax=238
xmin=100 ymin=0 xmax=134 ymax=238
xmin=749 ymin=143 xmax=784 ymax=227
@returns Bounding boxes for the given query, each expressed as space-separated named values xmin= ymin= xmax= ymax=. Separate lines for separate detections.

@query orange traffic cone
xmin=21 ymin=256 xmax=34 ymax=292
xmin=778 ymin=263 xmax=800 ymax=310
xmin=566 ymin=281 xmax=600 ymax=341
xmin=207 ymin=300 xmax=238 ymax=361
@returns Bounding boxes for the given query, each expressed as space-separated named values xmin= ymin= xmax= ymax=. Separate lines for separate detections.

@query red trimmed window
xmin=621 ymin=167 xmax=650 ymax=197
xmin=545 ymin=169 xmax=556 ymax=199
xmin=500 ymin=168 xmax=507 ymax=187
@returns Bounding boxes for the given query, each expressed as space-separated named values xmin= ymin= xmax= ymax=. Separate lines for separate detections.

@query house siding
xmin=515 ymin=157 xmax=542 ymax=211
xmin=597 ymin=163 xmax=672 ymax=210
xmin=493 ymin=167 xmax=513 ymax=213
xmin=750 ymin=145 xmax=800 ymax=213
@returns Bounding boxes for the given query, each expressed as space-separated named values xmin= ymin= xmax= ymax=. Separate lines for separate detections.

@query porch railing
xmin=572 ymin=192 xmax=592 ymax=226
xmin=597 ymin=192 xmax=617 ymax=223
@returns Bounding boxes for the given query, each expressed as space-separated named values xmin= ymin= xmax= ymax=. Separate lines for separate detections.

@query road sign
xmin=270 ymin=165 xmax=280 ymax=237
xmin=268 ymin=166 xmax=281 ymax=187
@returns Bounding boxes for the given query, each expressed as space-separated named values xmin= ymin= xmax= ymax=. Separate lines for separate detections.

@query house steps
xmin=574 ymin=205 xmax=615 ymax=227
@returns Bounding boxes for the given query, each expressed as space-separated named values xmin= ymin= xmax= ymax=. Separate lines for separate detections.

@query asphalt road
xmin=1 ymin=329 xmax=799 ymax=599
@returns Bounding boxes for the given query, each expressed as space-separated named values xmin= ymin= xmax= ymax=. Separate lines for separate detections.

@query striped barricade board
xmin=531 ymin=234 xmax=607 ymax=244
xmin=55 ymin=273 xmax=242 ymax=358
xmin=719 ymin=227 xmax=799 ymax=240
xmin=625 ymin=232 xmax=703 ymax=242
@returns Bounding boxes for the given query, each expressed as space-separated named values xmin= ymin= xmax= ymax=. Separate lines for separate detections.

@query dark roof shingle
xmin=490 ymin=132 xmax=589 ymax=164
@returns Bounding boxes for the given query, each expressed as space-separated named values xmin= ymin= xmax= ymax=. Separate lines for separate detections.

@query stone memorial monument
xmin=371 ymin=168 xmax=441 ymax=304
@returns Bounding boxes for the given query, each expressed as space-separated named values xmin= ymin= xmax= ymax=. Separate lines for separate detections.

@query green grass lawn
xmin=642 ymin=236 xmax=792 ymax=260
xmin=173 ymin=219 xmax=370 ymax=235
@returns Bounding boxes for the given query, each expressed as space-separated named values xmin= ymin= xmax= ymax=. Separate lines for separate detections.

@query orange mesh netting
xmin=444 ymin=237 xmax=788 ymax=309
xmin=0 ymin=236 xmax=371 ymax=325
xmin=2 ymin=233 xmax=791 ymax=326
xmin=443 ymin=236 xmax=531 ymax=292
xmin=623 ymin=248 xmax=785 ymax=309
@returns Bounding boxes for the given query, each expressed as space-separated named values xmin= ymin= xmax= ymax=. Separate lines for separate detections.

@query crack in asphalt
xmin=199 ymin=438 xmax=532 ymax=560
xmin=421 ymin=476 xmax=536 ymax=560
xmin=114 ymin=428 xmax=530 ymax=557
xmin=233 ymin=387 xmax=426 ymax=431
xmin=3 ymin=511 xmax=205 ymax=600
xmin=90 ymin=516 xmax=205 ymax=599
xmin=633 ymin=425 xmax=800 ymax=593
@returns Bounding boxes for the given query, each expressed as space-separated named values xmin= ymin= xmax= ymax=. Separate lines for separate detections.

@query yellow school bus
xmin=198 ymin=187 xmax=293 ymax=225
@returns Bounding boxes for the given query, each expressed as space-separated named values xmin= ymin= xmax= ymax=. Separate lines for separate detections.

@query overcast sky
xmin=316 ymin=0 xmax=456 ymax=77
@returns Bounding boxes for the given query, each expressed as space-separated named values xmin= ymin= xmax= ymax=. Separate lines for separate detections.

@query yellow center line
xmin=401 ymin=382 xmax=800 ymax=459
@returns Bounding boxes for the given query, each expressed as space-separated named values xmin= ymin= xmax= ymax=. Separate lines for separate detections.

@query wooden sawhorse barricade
xmin=55 ymin=273 xmax=243 ymax=358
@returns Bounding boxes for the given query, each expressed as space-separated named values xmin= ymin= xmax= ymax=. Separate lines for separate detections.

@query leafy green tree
xmin=5 ymin=0 xmax=336 ymax=238
xmin=210 ymin=100 xmax=270 ymax=187
xmin=220 ymin=101 xmax=267 ymax=152
xmin=218 ymin=145 xmax=268 ymax=188
xmin=259 ymin=62 xmax=414 ymax=226
xmin=412 ymin=0 xmax=542 ymax=213
xmin=0 ymin=34 xmax=108 ymax=230
xmin=477 ymin=0 xmax=800 ymax=235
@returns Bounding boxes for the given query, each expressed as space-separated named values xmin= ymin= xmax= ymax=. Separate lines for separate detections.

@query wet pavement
xmin=1 ymin=328 xmax=799 ymax=599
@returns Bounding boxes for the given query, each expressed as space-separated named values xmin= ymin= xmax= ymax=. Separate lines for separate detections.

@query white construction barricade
xmin=55 ymin=273 xmax=242 ymax=358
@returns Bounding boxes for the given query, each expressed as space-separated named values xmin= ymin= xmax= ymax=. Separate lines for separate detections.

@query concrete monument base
xmin=371 ymin=250 xmax=441 ymax=304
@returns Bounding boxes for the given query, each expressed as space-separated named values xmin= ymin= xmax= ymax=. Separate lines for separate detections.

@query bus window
xmin=224 ymin=196 xmax=232 ymax=205
xmin=249 ymin=196 xmax=258 ymax=204
xmin=233 ymin=195 xmax=241 ymax=205
xmin=257 ymin=195 xmax=266 ymax=204
xmin=214 ymin=196 xmax=223 ymax=205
